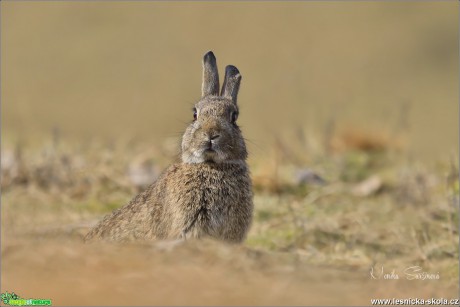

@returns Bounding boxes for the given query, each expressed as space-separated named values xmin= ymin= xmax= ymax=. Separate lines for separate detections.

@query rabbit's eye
xmin=193 ymin=108 xmax=197 ymax=121
xmin=231 ymin=111 xmax=238 ymax=124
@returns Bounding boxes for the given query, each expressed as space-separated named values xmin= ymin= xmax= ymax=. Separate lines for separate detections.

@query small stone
xmin=295 ymin=168 xmax=327 ymax=186
xmin=352 ymin=175 xmax=382 ymax=197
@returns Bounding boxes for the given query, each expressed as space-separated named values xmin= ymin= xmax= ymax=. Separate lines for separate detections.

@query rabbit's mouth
xmin=202 ymin=142 xmax=230 ymax=163
xmin=203 ymin=148 xmax=218 ymax=162
xmin=203 ymin=139 xmax=219 ymax=155
xmin=182 ymin=146 xmax=225 ymax=164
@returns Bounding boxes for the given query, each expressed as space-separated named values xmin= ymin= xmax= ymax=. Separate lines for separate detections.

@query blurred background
xmin=2 ymin=2 xmax=458 ymax=306
xmin=2 ymin=1 xmax=458 ymax=161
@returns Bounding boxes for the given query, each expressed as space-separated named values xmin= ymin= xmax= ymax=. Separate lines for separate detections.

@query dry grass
xmin=1 ymin=136 xmax=458 ymax=305
xmin=328 ymin=126 xmax=405 ymax=154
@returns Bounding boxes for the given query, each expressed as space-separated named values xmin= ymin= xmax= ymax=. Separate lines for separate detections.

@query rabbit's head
xmin=181 ymin=51 xmax=247 ymax=164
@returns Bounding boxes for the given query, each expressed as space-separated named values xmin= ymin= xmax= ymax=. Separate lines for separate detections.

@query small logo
xmin=1 ymin=292 xmax=52 ymax=306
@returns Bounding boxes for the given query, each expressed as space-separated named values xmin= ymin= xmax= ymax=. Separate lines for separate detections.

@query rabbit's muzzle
xmin=185 ymin=117 xmax=231 ymax=162
xmin=199 ymin=130 xmax=226 ymax=162
xmin=205 ymin=134 xmax=221 ymax=150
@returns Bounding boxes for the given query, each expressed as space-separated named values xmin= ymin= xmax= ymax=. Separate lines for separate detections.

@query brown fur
xmin=85 ymin=51 xmax=253 ymax=243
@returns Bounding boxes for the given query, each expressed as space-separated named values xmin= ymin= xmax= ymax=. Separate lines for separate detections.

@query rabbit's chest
xmin=188 ymin=174 xmax=240 ymax=228
xmin=170 ymin=163 xmax=251 ymax=238
xmin=195 ymin=181 xmax=234 ymax=217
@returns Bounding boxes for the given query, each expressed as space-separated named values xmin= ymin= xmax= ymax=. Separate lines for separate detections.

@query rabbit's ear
xmin=202 ymin=51 xmax=220 ymax=97
xmin=221 ymin=65 xmax=241 ymax=104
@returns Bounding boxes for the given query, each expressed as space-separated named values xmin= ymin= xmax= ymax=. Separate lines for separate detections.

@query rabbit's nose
xmin=210 ymin=134 xmax=220 ymax=141
xmin=206 ymin=134 xmax=220 ymax=149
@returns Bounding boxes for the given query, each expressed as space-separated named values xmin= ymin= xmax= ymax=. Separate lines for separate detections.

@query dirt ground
xmin=2 ymin=236 xmax=457 ymax=306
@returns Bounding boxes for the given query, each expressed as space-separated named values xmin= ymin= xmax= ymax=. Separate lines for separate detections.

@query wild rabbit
xmin=85 ymin=51 xmax=253 ymax=243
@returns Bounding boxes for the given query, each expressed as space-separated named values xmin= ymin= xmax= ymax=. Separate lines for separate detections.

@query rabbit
xmin=84 ymin=51 xmax=253 ymax=243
